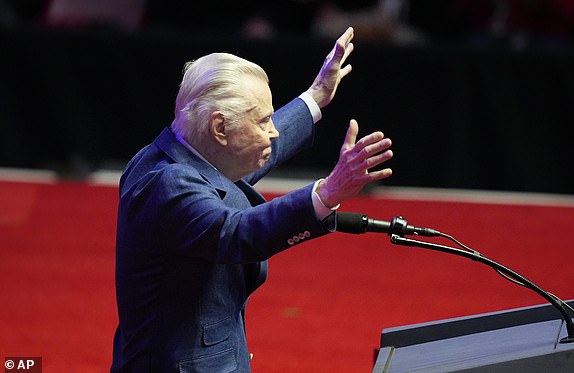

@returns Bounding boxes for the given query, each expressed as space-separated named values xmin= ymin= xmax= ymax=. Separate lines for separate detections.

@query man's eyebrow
xmin=260 ymin=111 xmax=274 ymax=120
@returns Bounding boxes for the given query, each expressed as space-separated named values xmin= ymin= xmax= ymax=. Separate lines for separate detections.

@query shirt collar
xmin=174 ymin=133 xmax=218 ymax=171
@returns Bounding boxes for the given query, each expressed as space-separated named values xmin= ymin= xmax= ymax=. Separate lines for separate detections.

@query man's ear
xmin=209 ymin=111 xmax=227 ymax=146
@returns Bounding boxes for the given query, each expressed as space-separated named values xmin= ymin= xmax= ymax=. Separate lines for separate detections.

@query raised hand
xmin=306 ymin=26 xmax=355 ymax=108
xmin=316 ymin=119 xmax=393 ymax=208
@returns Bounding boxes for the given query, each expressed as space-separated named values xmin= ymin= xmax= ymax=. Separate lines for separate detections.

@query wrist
xmin=305 ymin=84 xmax=328 ymax=108
xmin=315 ymin=178 xmax=339 ymax=209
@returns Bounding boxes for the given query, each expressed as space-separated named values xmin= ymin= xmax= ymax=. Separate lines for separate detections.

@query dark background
xmin=1 ymin=0 xmax=573 ymax=194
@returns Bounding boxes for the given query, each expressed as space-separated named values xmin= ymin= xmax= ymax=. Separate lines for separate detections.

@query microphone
xmin=336 ymin=212 xmax=440 ymax=237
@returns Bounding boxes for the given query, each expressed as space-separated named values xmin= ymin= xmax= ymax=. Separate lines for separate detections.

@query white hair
xmin=171 ymin=52 xmax=269 ymax=143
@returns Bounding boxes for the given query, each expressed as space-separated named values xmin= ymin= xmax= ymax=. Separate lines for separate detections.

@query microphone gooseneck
xmin=336 ymin=210 xmax=574 ymax=344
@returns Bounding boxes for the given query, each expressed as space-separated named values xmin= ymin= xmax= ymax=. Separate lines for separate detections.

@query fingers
xmin=363 ymin=149 xmax=393 ymax=170
xmin=330 ymin=28 xmax=354 ymax=67
xmin=338 ymin=27 xmax=354 ymax=49
xmin=342 ymin=120 xmax=393 ymax=171
xmin=355 ymin=131 xmax=386 ymax=152
xmin=334 ymin=32 xmax=354 ymax=70
xmin=319 ymin=118 xmax=393 ymax=207
xmin=340 ymin=64 xmax=353 ymax=80
xmin=340 ymin=42 xmax=354 ymax=67
xmin=366 ymin=167 xmax=393 ymax=181
xmin=352 ymin=142 xmax=393 ymax=175
xmin=362 ymin=138 xmax=391 ymax=156
xmin=329 ymin=27 xmax=353 ymax=58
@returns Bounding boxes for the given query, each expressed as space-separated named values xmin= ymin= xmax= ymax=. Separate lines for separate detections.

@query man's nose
xmin=269 ymin=120 xmax=279 ymax=139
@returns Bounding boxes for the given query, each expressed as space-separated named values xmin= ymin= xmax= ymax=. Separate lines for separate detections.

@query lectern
xmin=373 ymin=301 xmax=574 ymax=373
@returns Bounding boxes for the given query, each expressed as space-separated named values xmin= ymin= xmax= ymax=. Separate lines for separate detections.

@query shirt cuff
xmin=312 ymin=179 xmax=339 ymax=221
xmin=299 ymin=92 xmax=322 ymax=124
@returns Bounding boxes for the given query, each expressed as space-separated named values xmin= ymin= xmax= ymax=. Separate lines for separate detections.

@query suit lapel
xmin=235 ymin=179 xmax=266 ymax=207
xmin=235 ymin=179 xmax=268 ymax=296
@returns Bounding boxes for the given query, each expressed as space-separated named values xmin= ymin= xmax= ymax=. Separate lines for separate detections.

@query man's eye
xmin=259 ymin=117 xmax=271 ymax=127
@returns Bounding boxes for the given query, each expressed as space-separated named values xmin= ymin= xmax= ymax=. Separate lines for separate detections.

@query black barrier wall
xmin=1 ymin=27 xmax=573 ymax=194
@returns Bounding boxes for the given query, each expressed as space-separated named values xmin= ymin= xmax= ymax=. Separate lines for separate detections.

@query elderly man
xmin=111 ymin=27 xmax=393 ymax=372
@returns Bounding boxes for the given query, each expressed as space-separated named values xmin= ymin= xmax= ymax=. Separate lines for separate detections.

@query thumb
xmin=343 ymin=119 xmax=359 ymax=149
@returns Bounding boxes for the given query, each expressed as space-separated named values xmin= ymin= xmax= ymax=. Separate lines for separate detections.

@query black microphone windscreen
xmin=336 ymin=212 xmax=365 ymax=234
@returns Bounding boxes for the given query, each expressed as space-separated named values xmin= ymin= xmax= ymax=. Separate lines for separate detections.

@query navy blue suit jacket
xmin=111 ymin=98 xmax=332 ymax=372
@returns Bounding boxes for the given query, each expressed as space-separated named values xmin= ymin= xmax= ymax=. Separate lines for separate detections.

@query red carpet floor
xmin=1 ymin=179 xmax=573 ymax=372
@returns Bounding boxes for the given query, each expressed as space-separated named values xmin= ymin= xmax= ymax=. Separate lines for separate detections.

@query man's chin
xmin=257 ymin=160 xmax=268 ymax=169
